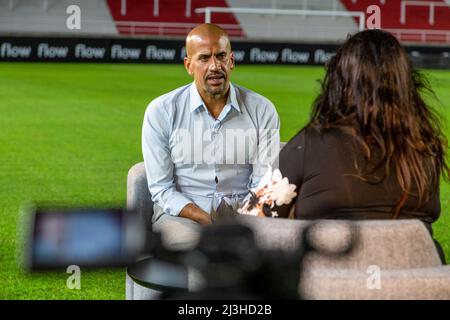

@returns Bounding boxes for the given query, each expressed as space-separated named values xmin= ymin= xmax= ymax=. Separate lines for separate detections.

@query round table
xmin=127 ymin=257 xmax=189 ymax=293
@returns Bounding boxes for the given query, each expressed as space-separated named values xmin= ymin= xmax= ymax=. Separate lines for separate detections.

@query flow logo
xmin=66 ymin=5 xmax=81 ymax=30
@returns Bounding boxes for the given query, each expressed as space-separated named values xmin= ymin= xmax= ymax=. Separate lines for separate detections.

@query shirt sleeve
xmin=142 ymin=101 xmax=193 ymax=216
xmin=250 ymin=100 xmax=281 ymax=189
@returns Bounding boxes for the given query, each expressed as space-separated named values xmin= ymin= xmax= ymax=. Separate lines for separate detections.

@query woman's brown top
xmin=275 ymin=126 xmax=440 ymax=223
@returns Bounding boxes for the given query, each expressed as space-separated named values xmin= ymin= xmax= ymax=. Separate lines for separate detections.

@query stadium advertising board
xmin=0 ymin=37 xmax=448 ymax=68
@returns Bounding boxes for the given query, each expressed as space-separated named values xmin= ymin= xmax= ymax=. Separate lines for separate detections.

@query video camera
xmin=21 ymin=206 xmax=353 ymax=299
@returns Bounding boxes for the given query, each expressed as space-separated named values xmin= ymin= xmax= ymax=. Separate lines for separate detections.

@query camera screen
xmin=27 ymin=208 xmax=143 ymax=270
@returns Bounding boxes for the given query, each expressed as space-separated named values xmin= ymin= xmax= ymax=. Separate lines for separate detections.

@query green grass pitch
xmin=0 ymin=63 xmax=449 ymax=299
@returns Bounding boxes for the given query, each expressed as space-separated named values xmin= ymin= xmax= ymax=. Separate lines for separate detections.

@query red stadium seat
xmin=106 ymin=0 xmax=245 ymax=37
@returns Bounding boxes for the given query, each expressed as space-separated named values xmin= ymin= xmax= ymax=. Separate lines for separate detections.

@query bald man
xmin=142 ymin=24 xmax=280 ymax=250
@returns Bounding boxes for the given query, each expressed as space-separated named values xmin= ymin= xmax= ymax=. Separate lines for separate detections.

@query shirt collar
xmin=228 ymin=83 xmax=241 ymax=113
xmin=189 ymin=82 xmax=241 ymax=113
xmin=189 ymin=83 xmax=204 ymax=113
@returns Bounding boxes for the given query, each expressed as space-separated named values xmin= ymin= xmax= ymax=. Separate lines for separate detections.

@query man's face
xmin=184 ymin=34 xmax=235 ymax=98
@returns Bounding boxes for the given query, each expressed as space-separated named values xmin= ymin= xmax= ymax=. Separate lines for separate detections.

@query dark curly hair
xmin=309 ymin=29 xmax=449 ymax=218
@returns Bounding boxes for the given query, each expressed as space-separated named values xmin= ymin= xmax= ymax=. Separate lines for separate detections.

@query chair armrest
xmin=300 ymin=265 xmax=450 ymax=300
xmin=127 ymin=162 xmax=153 ymax=231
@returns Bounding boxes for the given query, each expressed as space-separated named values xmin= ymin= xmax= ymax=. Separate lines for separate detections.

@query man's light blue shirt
xmin=142 ymin=82 xmax=280 ymax=221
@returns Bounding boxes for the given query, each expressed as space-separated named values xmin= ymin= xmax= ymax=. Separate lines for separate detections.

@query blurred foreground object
xmin=128 ymin=218 xmax=450 ymax=300
xmin=22 ymin=207 xmax=450 ymax=299
xmin=23 ymin=207 xmax=147 ymax=270
xmin=170 ymin=223 xmax=303 ymax=299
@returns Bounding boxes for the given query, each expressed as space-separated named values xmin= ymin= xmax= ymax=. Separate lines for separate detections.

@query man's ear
xmin=229 ymin=51 xmax=235 ymax=70
xmin=184 ymin=57 xmax=193 ymax=76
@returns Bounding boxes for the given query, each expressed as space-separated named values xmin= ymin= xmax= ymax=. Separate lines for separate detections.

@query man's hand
xmin=180 ymin=203 xmax=212 ymax=226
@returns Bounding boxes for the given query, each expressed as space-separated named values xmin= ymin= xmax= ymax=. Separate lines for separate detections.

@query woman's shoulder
xmin=283 ymin=127 xmax=307 ymax=151
xmin=285 ymin=125 xmax=342 ymax=146
xmin=282 ymin=126 xmax=355 ymax=162
xmin=282 ymin=126 xmax=315 ymax=157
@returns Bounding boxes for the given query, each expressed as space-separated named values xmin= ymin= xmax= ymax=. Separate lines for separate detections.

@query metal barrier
xmin=194 ymin=6 xmax=366 ymax=32
xmin=401 ymin=0 xmax=450 ymax=25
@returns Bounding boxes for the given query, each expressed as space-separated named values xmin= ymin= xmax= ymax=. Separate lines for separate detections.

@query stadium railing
xmin=115 ymin=21 xmax=245 ymax=37
xmin=385 ymin=28 xmax=450 ymax=43
xmin=194 ymin=6 xmax=366 ymax=32
xmin=400 ymin=0 xmax=450 ymax=25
